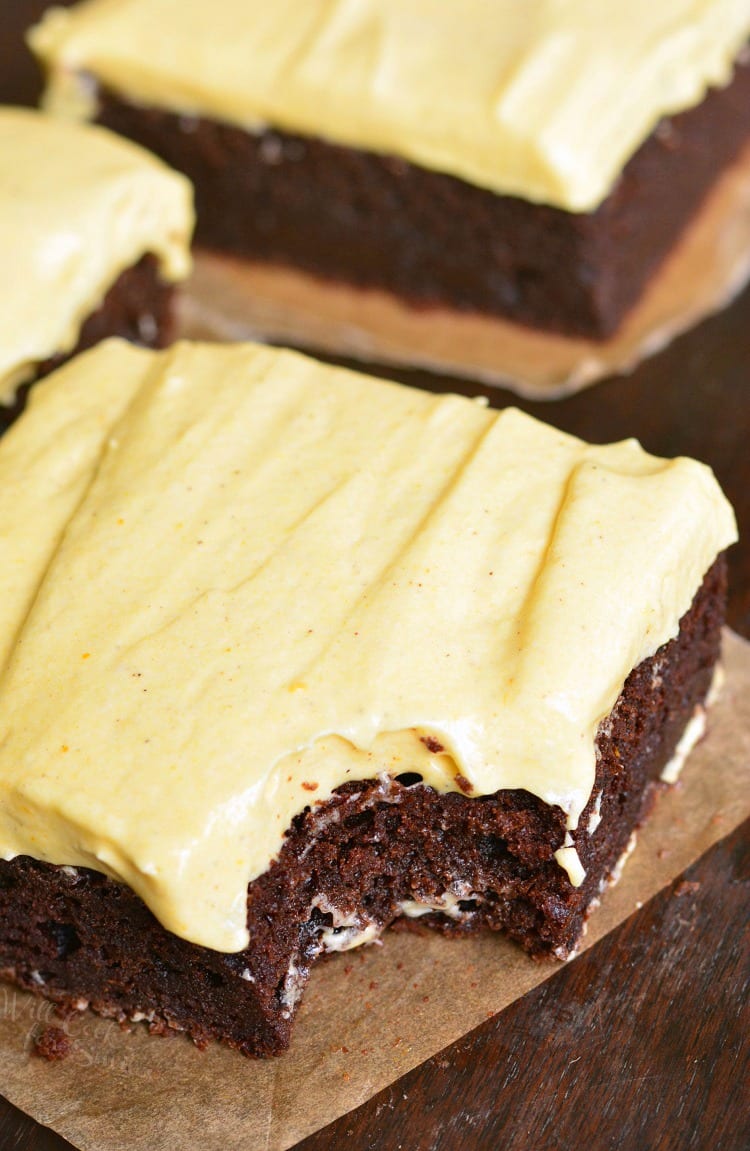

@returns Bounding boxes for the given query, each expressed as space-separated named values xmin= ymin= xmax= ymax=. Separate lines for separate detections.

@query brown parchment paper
xmin=180 ymin=142 xmax=750 ymax=400
xmin=1 ymin=628 xmax=749 ymax=1151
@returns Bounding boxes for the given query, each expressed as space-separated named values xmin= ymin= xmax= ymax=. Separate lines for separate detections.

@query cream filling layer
xmin=0 ymin=340 xmax=737 ymax=951
xmin=30 ymin=0 xmax=750 ymax=212
xmin=0 ymin=107 xmax=193 ymax=401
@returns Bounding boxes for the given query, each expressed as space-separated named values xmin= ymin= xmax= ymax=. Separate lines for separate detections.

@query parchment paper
xmin=0 ymin=629 xmax=749 ymax=1151
xmin=180 ymin=143 xmax=750 ymax=400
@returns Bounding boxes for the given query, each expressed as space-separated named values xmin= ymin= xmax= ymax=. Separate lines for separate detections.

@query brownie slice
xmin=0 ymin=558 xmax=725 ymax=1057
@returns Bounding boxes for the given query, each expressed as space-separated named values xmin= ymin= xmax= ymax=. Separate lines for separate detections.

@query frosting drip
xmin=0 ymin=107 xmax=193 ymax=400
xmin=31 ymin=0 xmax=750 ymax=211
xmin=0 ymin=341 xmax=736 ymax=950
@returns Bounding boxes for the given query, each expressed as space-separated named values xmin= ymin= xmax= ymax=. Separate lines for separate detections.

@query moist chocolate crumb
xmin=33 ymin=1026 xmax=73 ymax=1062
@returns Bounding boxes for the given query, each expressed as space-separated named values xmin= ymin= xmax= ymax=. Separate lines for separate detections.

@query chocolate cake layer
xmin=0 ymin=558 xmax=725 ymax=1057
xmin=94 ymin=57 xmax=750 ymax=338
xmin=0 ymin=254 xmax=174 ymax=431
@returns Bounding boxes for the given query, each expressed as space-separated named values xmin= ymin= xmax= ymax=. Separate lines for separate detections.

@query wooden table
xmin=2 ymin=9 xmax=749 ymax=1148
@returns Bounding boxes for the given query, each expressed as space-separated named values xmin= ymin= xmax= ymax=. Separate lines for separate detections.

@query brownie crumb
xmin=52 ymin=1002 xmax=79 ymax=1022
xmin=674 ymin=880 xmax=701 ymax=898
xmin=420 ymin=736 xmax=444 ymax=754
xmin=33 ymin=1026 xmax=73 ymax=1062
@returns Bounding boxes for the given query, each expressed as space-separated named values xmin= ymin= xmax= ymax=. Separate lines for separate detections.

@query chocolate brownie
xmin=92 ymin=55 xmax=750 ymax=338
xmin=0 ymin=340 xmax=735 ymax=1058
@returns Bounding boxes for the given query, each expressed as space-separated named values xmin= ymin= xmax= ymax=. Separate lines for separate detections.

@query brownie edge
xmin=0 ymin=558 xmax=726 ymax=1057
xmin=0 ymin=254 xmax=176 ymax=432
xmin=93 ymin=55 xmax=750 ymax=338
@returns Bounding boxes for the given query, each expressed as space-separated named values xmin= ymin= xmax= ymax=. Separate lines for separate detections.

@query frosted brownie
xmin=0 ymin=107 xmax=193 ymax=412
xmin=30 ymin=0 xmax=750 ymax=338
xmin=0 ymin=340 xmax=736 ymax=1056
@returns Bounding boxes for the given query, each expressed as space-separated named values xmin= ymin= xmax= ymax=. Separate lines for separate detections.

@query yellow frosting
xmin=0 ymin=107 xmax=193 ymax=402
xmin=31 ymin=0 xmax=750 ymax=212
xmin=0 ymin=340 xmax=736 ymax=951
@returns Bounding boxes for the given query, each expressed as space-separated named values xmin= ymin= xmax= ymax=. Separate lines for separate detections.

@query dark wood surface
xmin=1 ymin=9 xmax=749 ymax=1149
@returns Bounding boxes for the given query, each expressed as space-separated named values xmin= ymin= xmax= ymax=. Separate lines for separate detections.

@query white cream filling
xmin=661 ymin=709 xmax=708 ymax=784
xmin=320 ymin=923 xmax=382 ymax=955
xmin=398 ymin=891 xmax=473 ymax=921
xmin=554 ymin=833 xmax=586 ymax=888
xmin=587 ymin=792 xmax=603 ymax=835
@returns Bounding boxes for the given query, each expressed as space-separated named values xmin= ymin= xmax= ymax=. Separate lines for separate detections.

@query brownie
xmin=0 ymin=558 xmax=726 ymax=1057
xmin=0 ymin=253 xmax=174 ymax=431
xmin=93 ymin=54 xmax=750 ymax=338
